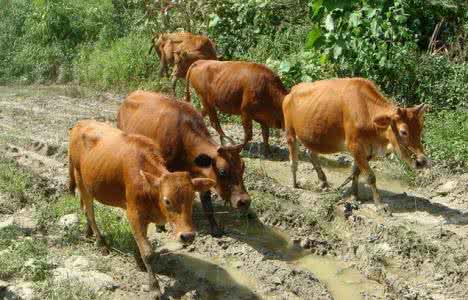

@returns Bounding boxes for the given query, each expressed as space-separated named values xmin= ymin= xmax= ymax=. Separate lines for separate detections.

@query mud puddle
xmin=244 ymin=157 xmax=408 ymax=195
xmin=219 ymin=212 xmax=384 ymax=299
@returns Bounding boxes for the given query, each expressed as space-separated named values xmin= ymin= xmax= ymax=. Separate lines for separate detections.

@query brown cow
xmin=149 ymin=32 xmax=218 ymax=94
xmin=283 ymin=78 xmax=428 ymax=213
xmin=68 ymin=120 xmax=214 ymax=299
xmin=185 ymin=60 xmax=288 ymax=156
xmin=117 ymin=91 xmax=250 ymax=236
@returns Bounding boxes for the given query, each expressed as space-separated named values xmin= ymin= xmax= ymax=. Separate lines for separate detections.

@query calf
xmin=283 ymin=78 xmax=428 ymax=213
xmin=149 ymin=32 xmax=218 ymax=94
xmin=117 ymin=91 xmax=250 ymax=236
xmin=185 ymin=60 xmax=288 ymax=156
xmin=68 ymin=120 xmax=214 ymax=299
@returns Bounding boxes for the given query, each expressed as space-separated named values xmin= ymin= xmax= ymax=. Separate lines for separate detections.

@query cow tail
xmin=185 ymin=62 xmax=195 ymax=103
xmin=68 ymin=152 xmax=76 ymax=195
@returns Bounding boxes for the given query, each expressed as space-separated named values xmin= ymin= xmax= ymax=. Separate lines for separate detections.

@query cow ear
xmin=373 ymin=114 xmax=392 ymax=129
xmin=140 ymin=170 xmax=161 ymax=188
xmin=194 ymin=154 xmax=213 ymax=168
xmin=191 ymin=178 xmax=216 ymax=192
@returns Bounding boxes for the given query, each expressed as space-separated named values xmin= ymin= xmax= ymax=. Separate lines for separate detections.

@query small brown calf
xmin=68 ymin=120 xmax=214 ymax=299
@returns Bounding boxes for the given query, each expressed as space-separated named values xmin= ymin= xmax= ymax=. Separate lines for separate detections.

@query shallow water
xmin=222 ymin=215 xmax=384 ymax=300
xmin=246 ymin=155 xmax=409 ymax=196
xmin=293 ymin=255 xmax=384 ymax=300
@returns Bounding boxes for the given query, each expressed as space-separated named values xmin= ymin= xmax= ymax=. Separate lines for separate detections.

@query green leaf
xmin=305 ymin=25 xmax=321 ymax=49
xmin=324 ymin=14 xmax=334 ymax=31
xmin=395 ymin=15 xmax=407 ymax=24
xmin=279 ymin=61 xmax=291 ymax=73
xmin=312 ymin=0 xmax=324 ymax=17
xmin=349 ymin=11 xmax=361 ymax=27
xmin=333 ymin=45 xmax=342 ymax=59
xmin=208 ymin=14 xmax=221 ymax=28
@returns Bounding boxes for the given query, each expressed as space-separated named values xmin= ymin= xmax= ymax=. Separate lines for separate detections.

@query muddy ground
xmin=0 ymin=85 xmax=467 ymax=300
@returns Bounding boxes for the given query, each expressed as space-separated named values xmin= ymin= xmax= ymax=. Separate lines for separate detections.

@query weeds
xmin=0 ymin=159 xmax=35 ymax=212
xmin=0 ymin=237 xmax=50 ymax=281
xmin=36 ymin=278 xmax=103 ymax=300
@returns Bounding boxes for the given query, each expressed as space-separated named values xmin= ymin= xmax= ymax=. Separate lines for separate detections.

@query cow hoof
xmin=210 ymin=225 xmax=224 ymax=237
xmin=376 ymin=204 xmax=392 ymax=216
xmin=155 ymin=225 xmax=167 ymax=233
xmin=135 ymin=255 xmax=146 ymax=272
xmin=150 ymin=290 xmax=162 ymax=300
xmin=100 ymin=246 xmax=110 ymax=256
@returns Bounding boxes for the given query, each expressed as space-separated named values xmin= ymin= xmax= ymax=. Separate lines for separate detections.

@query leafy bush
xmin=266 ymin=50 xmax=335 ymax=88
xmin=76 ymin=32 xmax=161 ymax=91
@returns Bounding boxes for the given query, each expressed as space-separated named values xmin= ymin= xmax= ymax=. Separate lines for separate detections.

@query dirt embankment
xmin=1 ymin=85 xmax=467 ymax=300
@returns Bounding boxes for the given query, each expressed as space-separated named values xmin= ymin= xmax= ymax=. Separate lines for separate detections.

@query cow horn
xmin=415 ymin=103 xmax=426 ymax=113
xmin=219 ymin=144 xmax=244 ymax=153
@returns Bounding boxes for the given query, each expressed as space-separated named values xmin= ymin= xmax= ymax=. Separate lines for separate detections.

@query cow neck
xmin=271 ymin=87 xmax=288 ymax=111
xmin=183 ymin=129 xmax=218 ymax=162
xmin=136 ymin=148 xmax=169 ymax=179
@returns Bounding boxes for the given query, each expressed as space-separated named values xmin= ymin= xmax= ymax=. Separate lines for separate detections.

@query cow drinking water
xmin=117 ymin=91 xmax=250 ymax=236
xmin=283 ymin=78 xmax=428 ymax=214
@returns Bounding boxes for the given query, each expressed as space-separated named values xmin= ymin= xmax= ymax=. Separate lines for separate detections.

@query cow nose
xmin=235 ymin=196 xmax=251 ymax=210
xmin=179 ymin=232 xmax=196 ymax=244
xmin=415 ymin=156 xmax=428 ymax=169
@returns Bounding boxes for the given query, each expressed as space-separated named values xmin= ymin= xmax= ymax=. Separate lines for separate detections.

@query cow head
xmin=373 ymin=104 xmax=429 ymax=169
xmin=140 ymin=171 xmax=215 ymax=243
xmin=193 ymin=145 xmax=251 ymax=210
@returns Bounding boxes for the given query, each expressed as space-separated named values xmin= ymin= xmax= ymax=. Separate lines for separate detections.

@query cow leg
xmin=200 ymin=191 xmax=222 ymax=237
xmin=350 ymin=162 xmax=361 ymax=201
xmin=127 ymin=212 xmax=161 ymax=299
xmin=204 ymin=104 xmax=233 ymax=145
xmin=78 ymin=187 xmax=93 ymax=238
xmin=286 ymin=132 xmax=299 ymax=188
xmin=240 ymin=112 xmax=253 ymax=147
xmin=260 ymin=123 xmax=270 ymax=157
xmin=352 ymin=152 xmax=389 ymax=215
xmin=80 ymin=192 xmax=109 ymax=255
xmin=309 ymin=151 xmax=329 ymax=189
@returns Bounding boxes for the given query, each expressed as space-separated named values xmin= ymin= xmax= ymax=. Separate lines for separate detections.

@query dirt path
xmin=1 ymin=85 xmax=467 ymax=300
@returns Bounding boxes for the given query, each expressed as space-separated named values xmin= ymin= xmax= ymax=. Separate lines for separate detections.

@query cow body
xmin=283 ymin=78 xmax=428 ymax=213
xmin=150 ymin=32 xmax=218 ymax=95
xmin=117 ymin=91 xmax=250 ymax=236
xmin=185 ymin=60 xmax=288 ymax=156
xmin=68 ymin=120 xmax=214 ymax=298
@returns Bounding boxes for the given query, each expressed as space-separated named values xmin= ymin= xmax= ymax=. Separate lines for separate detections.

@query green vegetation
xmin=36 ymin=194 xmax=137 ymax=254
xmin=0 ymin=232 xmax=51 ymax=281
xmin=0 ymin=0 xmax=466 ymax=163
xmin=36 ymin=278 xmax=102 ymax=300
xmin=0 ymin=159 xmax=39 ymax=213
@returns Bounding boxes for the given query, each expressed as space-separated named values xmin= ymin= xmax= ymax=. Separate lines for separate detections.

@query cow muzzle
xmin=231 ymin=194 xmax=251 ymax=210
xmin=177 ymin=231 xmax=196 ymax=244
xmin=415 ymin=155 xmax=429 ymax=169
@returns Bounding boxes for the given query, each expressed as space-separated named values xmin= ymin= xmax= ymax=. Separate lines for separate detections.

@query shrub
xmin=75 ymin=32 xmax=161 ymax=91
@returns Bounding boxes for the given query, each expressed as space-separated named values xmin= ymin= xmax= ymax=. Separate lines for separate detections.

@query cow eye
xmin=219 ymin=169 xmax=227 ymax=178
xmin=163 ymin=197 xmax=172 ymax=207
xmin=399 ymin=129 xmax=408 ymax=137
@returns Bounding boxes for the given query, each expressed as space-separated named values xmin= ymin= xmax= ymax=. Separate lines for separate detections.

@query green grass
xmin=0 ymin=234 xmax=51 ymax=281
xmin=424 ymin=110 xmax=468 ymax=165
xmin=36 ymin=194 xmax=136 ymax=254
xmin=36 ymin=278 xmax=103 ymax=300
xmin=0 ymin=159 xmax=35 ymax=213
